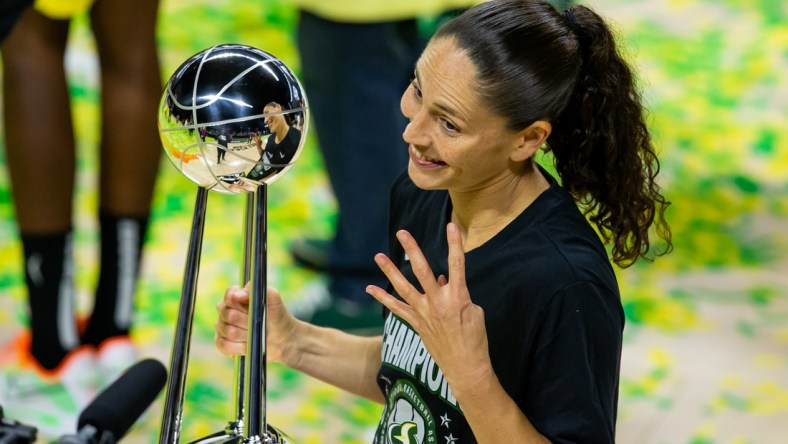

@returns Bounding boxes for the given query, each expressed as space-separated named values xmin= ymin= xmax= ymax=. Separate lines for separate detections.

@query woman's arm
xmin=215 ymin=284 xmax=385 ymax=403
xmin=289 ymin=322 xmax=384 ymax=403
xmin=449 ymin=367 xmax=550 ymax=444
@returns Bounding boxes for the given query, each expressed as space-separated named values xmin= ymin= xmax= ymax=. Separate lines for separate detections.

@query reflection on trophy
xmin=157 ymin=44 xmax=308 ymax=443
xmin=159 ymin=43 xmax=307 ymax=193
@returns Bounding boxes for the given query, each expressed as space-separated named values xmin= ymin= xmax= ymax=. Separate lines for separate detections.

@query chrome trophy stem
xmin=244 ymin=184 xmax=269 ymax=438
xmin=159 ymin=186 xmax=209 ymax=444
xmin=228 ymin=192 xmax=256 ymax=435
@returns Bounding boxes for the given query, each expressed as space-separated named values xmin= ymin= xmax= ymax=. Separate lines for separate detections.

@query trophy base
xmin=187 ymin=424 xmax=295 ymax=444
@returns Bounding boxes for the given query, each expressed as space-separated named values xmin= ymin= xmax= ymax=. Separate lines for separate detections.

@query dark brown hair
xmin=435 ymin=0 xmax=672 ymax=267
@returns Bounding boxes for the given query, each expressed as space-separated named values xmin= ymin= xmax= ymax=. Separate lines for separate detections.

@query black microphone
xmin=0 ymin=405 xmax=37 ymax=444
xmin=58 ymin=358 xmax=167 ymax=444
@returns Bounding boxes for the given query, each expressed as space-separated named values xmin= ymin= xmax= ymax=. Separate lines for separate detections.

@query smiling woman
xmin=214 ymin=0 xmax=672 ymax=442
xmin=400 ymin=39 xmax=555 ymax=253
xmin=1 ymin=0 xmax=784 ymax=441
xmin=401 ymin=37 xmax=553 ymax=250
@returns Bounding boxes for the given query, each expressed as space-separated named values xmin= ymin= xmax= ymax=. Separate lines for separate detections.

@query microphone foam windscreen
xmin=78 ymin=358 xmax=167 ymax=440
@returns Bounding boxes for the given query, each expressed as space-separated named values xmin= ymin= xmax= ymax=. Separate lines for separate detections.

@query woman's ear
xmin=511 ymin=120 xmax=551 ymax=162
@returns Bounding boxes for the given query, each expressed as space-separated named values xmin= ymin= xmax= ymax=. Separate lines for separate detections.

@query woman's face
xmin=400 ymin=38 xmax=527 ymax=193
xmin=264 ymin=104 xmax=285 ymax=133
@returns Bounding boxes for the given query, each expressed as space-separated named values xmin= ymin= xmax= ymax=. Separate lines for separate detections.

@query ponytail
xmin=547 ymin=5 xmax=672 ymax=267
xmin=436 ymin=0 xmax=672 ymax=267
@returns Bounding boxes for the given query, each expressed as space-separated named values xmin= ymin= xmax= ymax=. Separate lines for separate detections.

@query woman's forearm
xmin=452 ymin=368 xmax=550 ymax=444
xmin=285 ymin=320 xmax=385 ymax=403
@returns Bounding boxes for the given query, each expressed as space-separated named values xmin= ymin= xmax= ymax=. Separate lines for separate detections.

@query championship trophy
xmin=157 ymin=44 xmax=308 ymax=444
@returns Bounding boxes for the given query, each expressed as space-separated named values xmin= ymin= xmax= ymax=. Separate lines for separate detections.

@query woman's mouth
xmin=409 ymin=145 xmax=446 ymax=168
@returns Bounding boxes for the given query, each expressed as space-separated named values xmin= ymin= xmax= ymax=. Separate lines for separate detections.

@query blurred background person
xmin=288 ymin=0 xmax=479 ymax=333
xmin=0 ymin=0 xmax=161 ymax=434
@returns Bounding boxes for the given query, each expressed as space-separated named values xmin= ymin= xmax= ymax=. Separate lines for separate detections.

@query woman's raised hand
xmin=365 ymin=222 xmax=493 ymax=392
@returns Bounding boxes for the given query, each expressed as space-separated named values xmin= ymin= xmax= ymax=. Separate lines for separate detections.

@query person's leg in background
xmin=79 ymin=0 xmax=162 ymax=378
xmin=0 ymin=8 xmax=102 ymax=435
xmin=295 ymin=11 xmax=418 ymax=331
xmin=1 ymin=7 xmax=81 ymax=373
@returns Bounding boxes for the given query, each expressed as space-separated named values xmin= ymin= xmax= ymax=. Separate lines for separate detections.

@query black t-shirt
xmin=373 ymin=168 xmax=623 ymax=444
xmin=247 ymin=127 xmax=301 ymax=180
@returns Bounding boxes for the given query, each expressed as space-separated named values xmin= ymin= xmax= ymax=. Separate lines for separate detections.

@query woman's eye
xmin=441 ymin=118 xmax=458 ymax=133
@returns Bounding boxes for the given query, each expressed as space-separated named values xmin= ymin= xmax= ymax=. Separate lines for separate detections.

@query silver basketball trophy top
xmin=159 ymin=44 xmax=308 ymax=194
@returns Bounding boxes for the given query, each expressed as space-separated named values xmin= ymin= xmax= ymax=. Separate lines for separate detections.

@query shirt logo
xmin=380 ymin=380 xmax=436 ymax=444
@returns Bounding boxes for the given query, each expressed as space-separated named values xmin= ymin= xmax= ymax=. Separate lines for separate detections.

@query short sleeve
xmin=522 ymin=281 xmax=624 ymax=444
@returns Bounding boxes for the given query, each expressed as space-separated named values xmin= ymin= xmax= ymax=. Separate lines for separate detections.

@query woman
xmin=247 ymin=101 xmax=302 ymax=181
xmin=215 ymin=0 xmax=672 ymax=442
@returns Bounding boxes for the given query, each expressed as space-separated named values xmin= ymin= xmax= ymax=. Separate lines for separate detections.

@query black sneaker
xmin=290 ymin=237 xmax=331 ymax=271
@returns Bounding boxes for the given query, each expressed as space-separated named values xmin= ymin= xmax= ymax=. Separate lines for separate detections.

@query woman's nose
xmin=400 ymin=85 xmax=429 ymax=146
xmin=402 ymin=113 xmax=429 ymax=147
